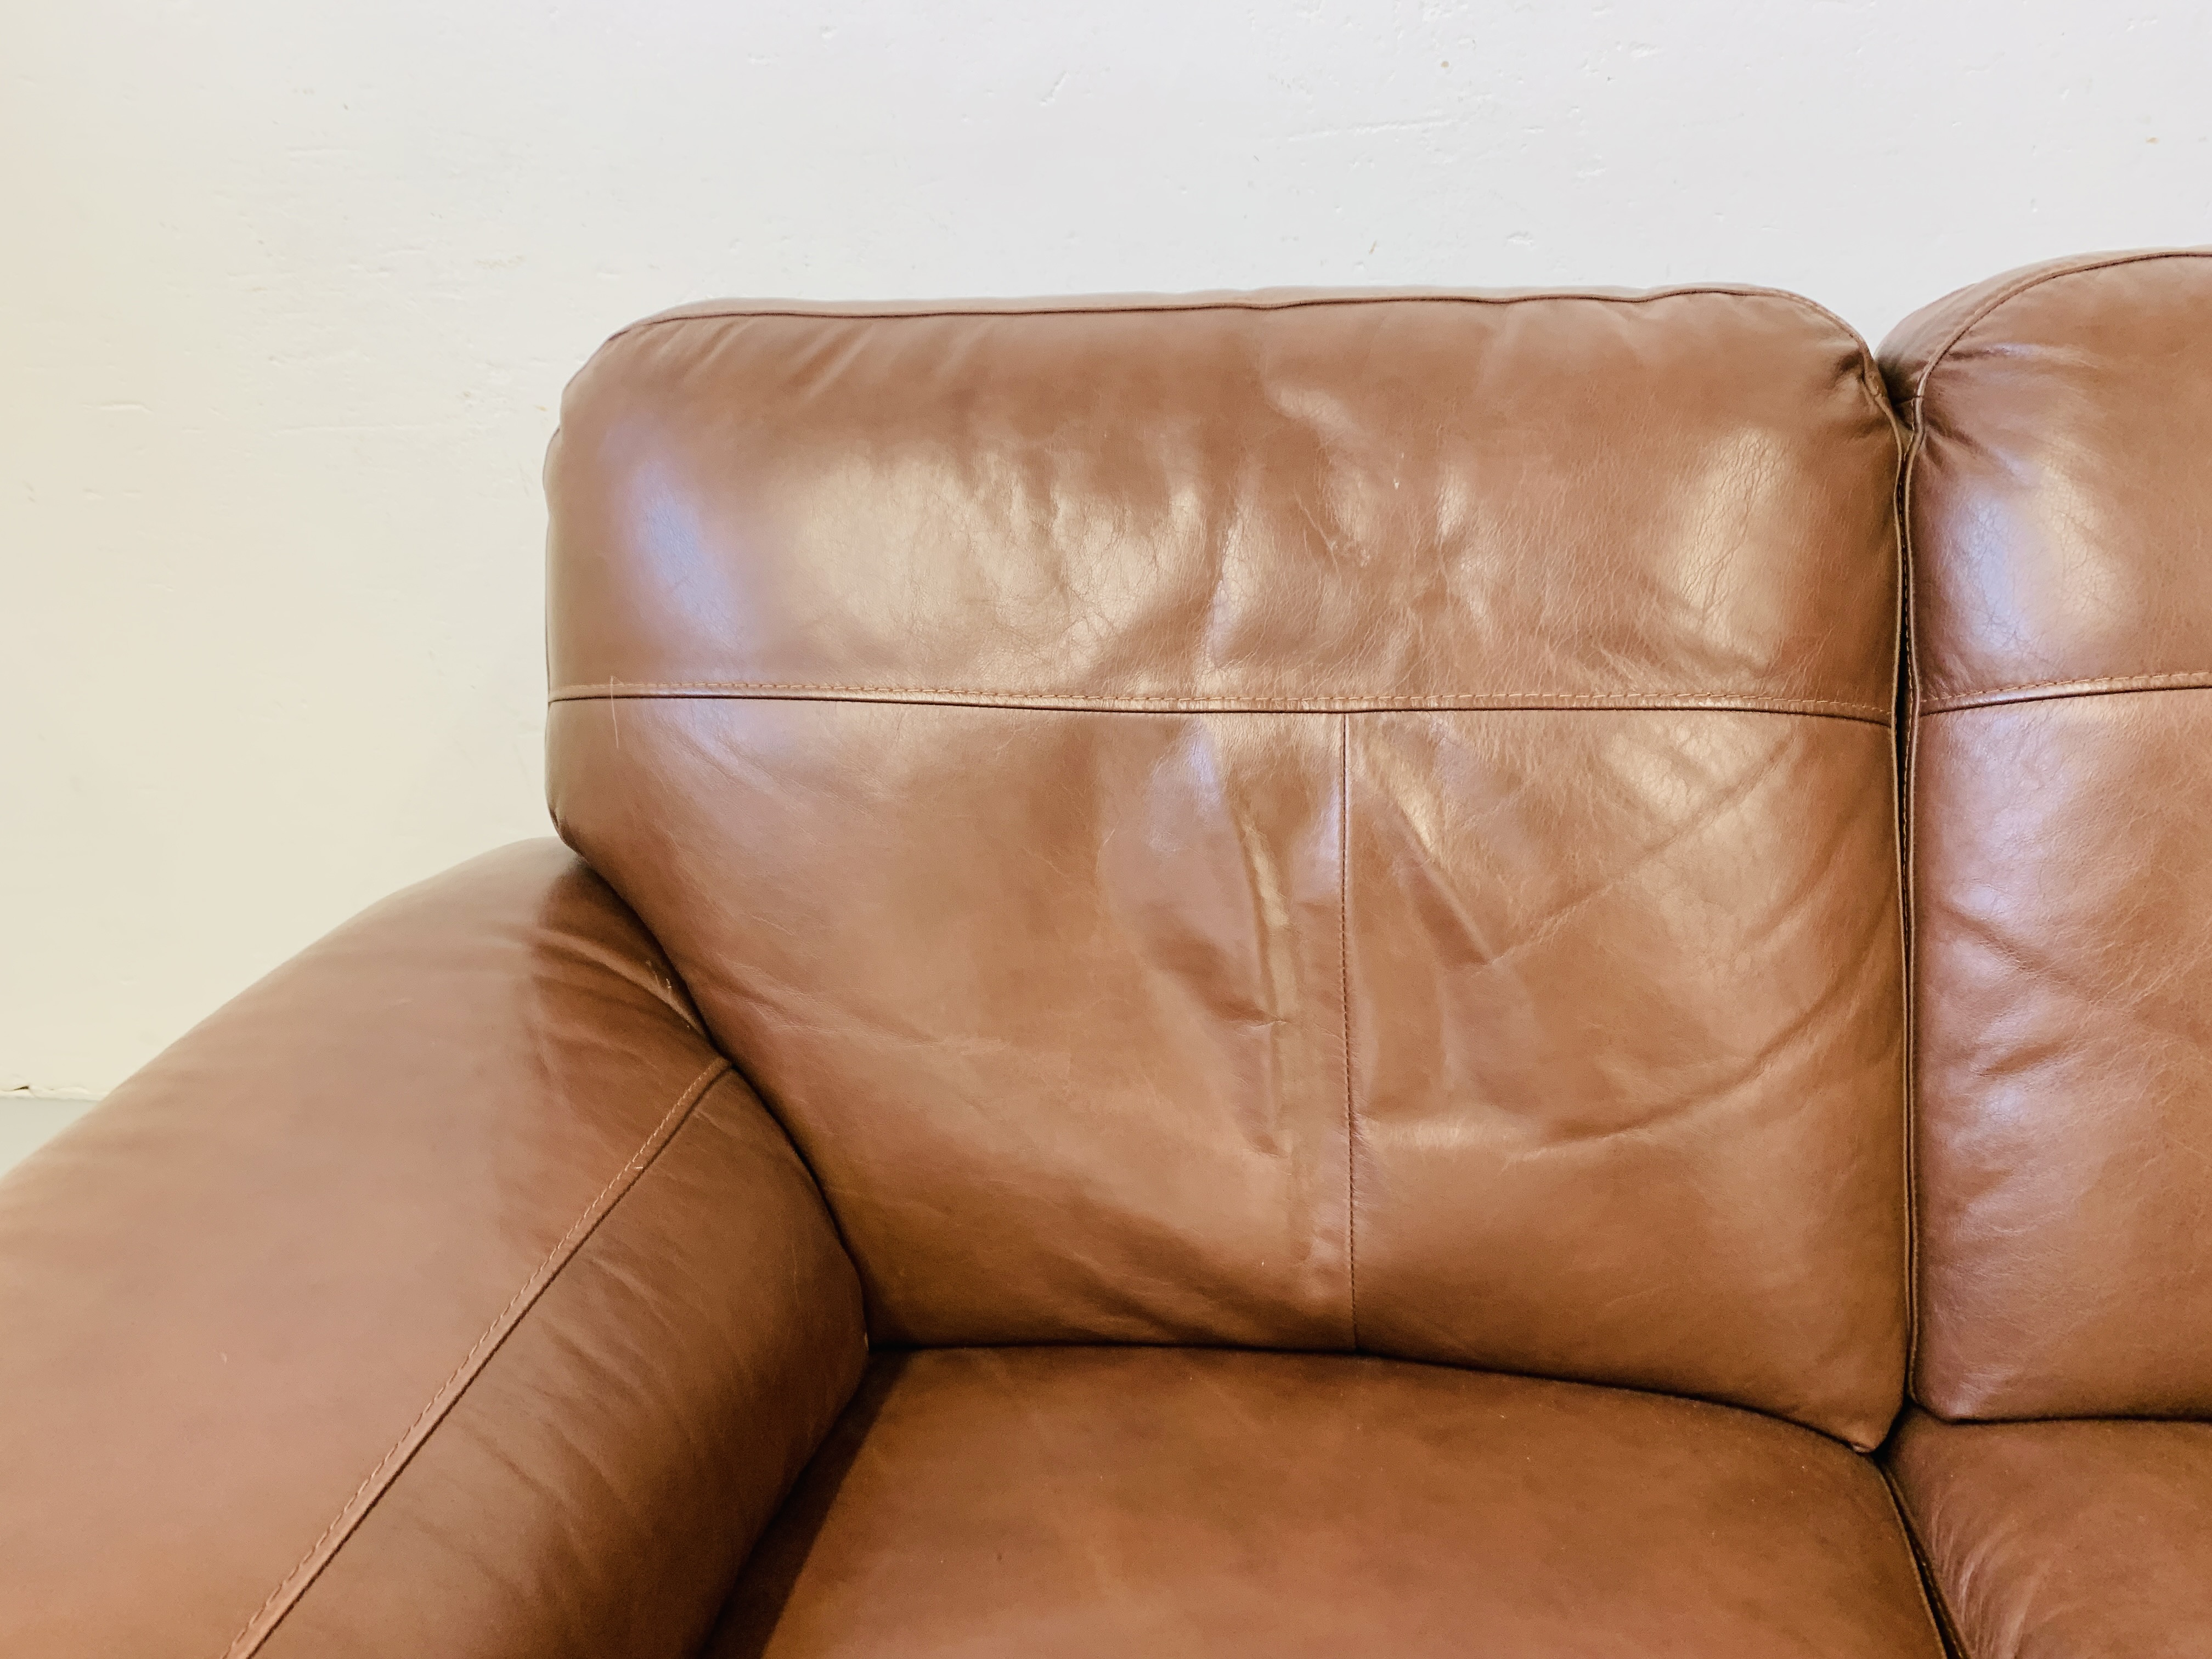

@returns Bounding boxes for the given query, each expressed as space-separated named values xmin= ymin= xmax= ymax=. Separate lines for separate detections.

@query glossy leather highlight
xmin=549 ymin=290 xmax=1899 ymax=716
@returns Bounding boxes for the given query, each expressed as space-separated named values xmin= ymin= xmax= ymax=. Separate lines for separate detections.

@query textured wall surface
xmin=5 ymin=0 xmax=2209 ymax=1096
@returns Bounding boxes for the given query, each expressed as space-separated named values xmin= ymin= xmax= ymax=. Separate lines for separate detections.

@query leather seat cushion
xmin=1889 ymin=1409 xmax=2212 ymax=1659
xmin=706 ymin=1347 xmax=1944 ymax=1657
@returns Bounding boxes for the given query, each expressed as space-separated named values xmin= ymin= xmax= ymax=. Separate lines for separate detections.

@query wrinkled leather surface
xmin=707 ymin=1346 xmax=1947 ymax=1658
xmin=1887 ymin=249 xmax=2212 ymax=709
xmin=1889 ymin=1409 xmax=2212 ymax=1659
xmin=546 ymin=289 xmax=1910 ymax=1444
xmin=1346 ymin=708 xmax=1904 ymax=1437
xmin=0 ymin=843 xmax=864 ymax=1659
xmin=556 ymin=702 xmax=1357 ymax=1353
xmin=1887 ymin=249 xmax=2212 ymax=1418
xmin=550 ymin=291 xmax=1899 ymax=714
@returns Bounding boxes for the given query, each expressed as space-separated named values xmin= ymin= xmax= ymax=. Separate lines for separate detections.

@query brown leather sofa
xmin=2 ymin=250 xmax=2203 ymax=1658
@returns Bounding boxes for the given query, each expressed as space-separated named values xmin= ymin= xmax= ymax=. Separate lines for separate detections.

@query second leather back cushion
xmin=1889 ymin=250 xmax=2212 ymax=1421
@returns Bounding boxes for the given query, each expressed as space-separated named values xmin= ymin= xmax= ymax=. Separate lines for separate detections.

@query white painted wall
xmin=5 ymin=0 xmax=2208 ymax=1107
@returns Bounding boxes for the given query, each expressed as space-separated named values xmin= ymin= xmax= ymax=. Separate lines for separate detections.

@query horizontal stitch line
xmin=221 ymin=1057 xmax=730 ymax=1659
xmin=548 ymin=681 xmax=1888 ymax=722
xmin=1925 ymin=670 xmax=2212 ymax=714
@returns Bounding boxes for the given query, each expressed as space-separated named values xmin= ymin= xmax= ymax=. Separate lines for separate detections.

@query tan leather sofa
xmin=3 ymin=250 xmax=2203 ymax=1658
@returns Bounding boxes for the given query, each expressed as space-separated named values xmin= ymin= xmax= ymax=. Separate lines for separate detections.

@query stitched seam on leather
xmin=608 ymin=284 xmax=1871 ymax=346
xmin=1338 ymin=712 xmax=1359 ymax=1352
xmin=548 ymin=684 xmax=1891 ymax=721
xmin=1907 ymin=247 xmax=2212 ymax=403
xmin=1897 ymin=385 xmax=1926 ymax=1402
xmin=1924 ymin=671 xmax=2212 ymax=713
xmin=219 ymin=1056 xmax=731 ymax=1659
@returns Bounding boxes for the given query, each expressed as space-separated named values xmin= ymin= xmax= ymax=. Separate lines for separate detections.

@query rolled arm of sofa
xmin=0 ymin=841 xmax=866 ymax=1659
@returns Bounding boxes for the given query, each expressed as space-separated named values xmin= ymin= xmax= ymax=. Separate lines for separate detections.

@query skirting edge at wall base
xmin=1 ymin=1095 xmax=98 ymax=1177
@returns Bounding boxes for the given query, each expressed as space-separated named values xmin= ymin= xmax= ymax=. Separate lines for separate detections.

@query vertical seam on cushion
xmin=1339 ymin=711 xmax=1359 ymax=1351
xmin=219 ymin=1055 xmax=731 ymax=1659
xmin=1894 ymin=376 xmax=1926 ymax=1412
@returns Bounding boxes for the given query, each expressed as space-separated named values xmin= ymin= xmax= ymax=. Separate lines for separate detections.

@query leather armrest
xmin=0 ymin=841 xmax=866 ymax=1659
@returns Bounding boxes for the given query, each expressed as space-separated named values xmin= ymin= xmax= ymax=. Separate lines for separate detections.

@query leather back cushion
xmin=1887 ymin=250 xmax=2212 ymax=1420
xmin=546 ymin=289 xmax=1908 ymax=1446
